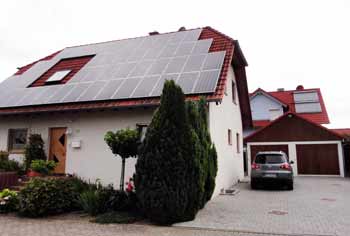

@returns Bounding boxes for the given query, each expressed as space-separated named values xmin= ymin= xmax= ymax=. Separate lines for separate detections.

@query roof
xmin=245 ymin=112 xmax=343 ymax=143
xmin=250 ymin=87 xmax=330 ymax=125
xmin=252 ymin=120 xmax=271 ymax=128
xmin=331 ymin=128 xmax=350 ymax=138
xmin=0 ymin=27 xmax=253 ymax=128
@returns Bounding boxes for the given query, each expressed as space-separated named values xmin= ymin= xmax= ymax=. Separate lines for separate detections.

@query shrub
xmin=0 ymin=151 xmax=9 ymax=162
xmin=104 ymin=128 xmax=140 ymax=190
xmin=0 ymin=189 xmax=19 ymax=213
xmin=18 ymin=177 xmax=81 ymax=217
xmin=135 ymin=80 xmax=202 ymax=224
xmin=0 ymin=159 xmax=23 ymax=173
xmin=30 ymin=160 xmax=57 ymax=175
xmin=24 ymin=134 xmax=46 ymax=170
xmin=78 ymin=189 xmax=101 ymax=216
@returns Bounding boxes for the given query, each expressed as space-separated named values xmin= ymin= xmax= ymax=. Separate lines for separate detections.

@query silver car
xmin=251 ymin=151 xmax=294 ymax=190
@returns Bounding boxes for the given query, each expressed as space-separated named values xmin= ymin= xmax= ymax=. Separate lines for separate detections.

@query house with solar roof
xmin=0 ymin=27 xmax=252 ymax=195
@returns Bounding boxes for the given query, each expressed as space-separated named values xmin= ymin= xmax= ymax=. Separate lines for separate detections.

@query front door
xmin=49 ymin=128 xmax=67 ymax=174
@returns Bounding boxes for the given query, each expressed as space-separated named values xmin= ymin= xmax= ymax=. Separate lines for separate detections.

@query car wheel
xmin=287 ymin=181 xmax=294 ymax=190
xmin=251 ymin=179 xmax=257 ymax=189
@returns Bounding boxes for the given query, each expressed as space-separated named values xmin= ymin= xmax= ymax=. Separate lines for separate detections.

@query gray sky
xmin=1 ymin=0 xmax=349 ymax=128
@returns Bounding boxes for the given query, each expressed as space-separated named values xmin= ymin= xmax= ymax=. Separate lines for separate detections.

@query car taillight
xmin=252 ymin=163 xmax=260 ymax=170
xmin=280 ymin=163 xmax=291 ymax=170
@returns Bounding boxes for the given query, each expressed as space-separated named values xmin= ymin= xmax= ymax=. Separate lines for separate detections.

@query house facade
xmin=0 ymin=27 xmax=252 ymax=196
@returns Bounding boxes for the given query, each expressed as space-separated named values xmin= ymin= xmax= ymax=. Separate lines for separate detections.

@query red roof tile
xmin=253 ymin=120 xmax=271 ymax=128
xmin=331 ymin=128 xmax=350 ymax=138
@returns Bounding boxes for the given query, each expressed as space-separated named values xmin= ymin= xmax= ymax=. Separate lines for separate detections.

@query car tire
xmin=287 ymin=181 xmax=294 ymax=191
xmin=251 ymin=179 xmax=257 ymax=189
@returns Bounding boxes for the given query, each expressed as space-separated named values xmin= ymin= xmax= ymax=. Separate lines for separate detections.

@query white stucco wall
xmin=250 ymin=94 xmax=283 ymax=121
xmin=209 ymin=66 xmax=244 ymax=196
xmin=0 ymin=109 xmax=155 ymax=187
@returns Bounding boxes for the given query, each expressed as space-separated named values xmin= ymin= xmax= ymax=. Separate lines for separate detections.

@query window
xmin=8 ymin=129 xmax=28 ymax=152
xmin=254 ymin=154 xmax=286 ymax=164
xmin=46 ymin=70 xmax=71 ymax=83
xmin=236 ymin=133 xmax=240 ymax=153
xmin=231 ymin=80 xmax=236 ymax=104
xmin=228 ymin=129 xmax=232 ymax=145
xmin=136 ymin=124 xmax=148 ymax=142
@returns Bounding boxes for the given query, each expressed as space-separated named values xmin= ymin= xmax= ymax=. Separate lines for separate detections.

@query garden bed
xmin=0 ymin=172 xmax=18 ymax=190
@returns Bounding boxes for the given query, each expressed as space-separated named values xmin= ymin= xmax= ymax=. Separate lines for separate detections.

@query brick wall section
xmin=29 ymin=55 xmax=94 ymax=87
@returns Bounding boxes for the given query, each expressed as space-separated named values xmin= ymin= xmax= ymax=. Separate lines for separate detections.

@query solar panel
xmin=129 ymin=61 xmax=153 ymax=77
xmin=131 ymin=76 xmax=160 ymax=98
xmin=113 ymin=77 xmax=142 ymax=99
xmin=192 ymin=39 xmax=213 ymax=54
xmin=183 ymin=54 xmax=206 ymax=72
xmin=147 ymin=59 xmax=170 ymax=75
xmin=96 ymin=79 xmax=124 ymax=100
xmin=175 ymin=42 xmax=195 ymax=56
xmin=48 ymin=84 xmax=76 ymax=103
xmin=0 ymin=28 xmax=231 ymax=109
xmin=202 ymin=51 xmax=226 ymax=70
xmin=114 ymin=63 xmax=137 ymax=79
xmin=62 ymin=83 xmax=91 ymax=102
xmin=164 ymin=56 xmax=188 ymax=74
xmin=176 ymin=72 xmax=200 ymax=93
xmin=193 ymin=70 xmax=221 ymax=93
xmin=77 ymin=81 xmax=106 ymax=101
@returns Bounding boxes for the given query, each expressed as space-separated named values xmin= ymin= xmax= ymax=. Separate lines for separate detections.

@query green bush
xmin=18 ymin=177 xmax=81 ymax=217
xmin=78 ymin=182 xmax=136 ymax=216
xmin=0 ymin=189 xmax=19 ymax=213
xmin=135 ymin=80 xmax=202 ymax=224
xmin=24 ymin=134 xmax=47 ymax=170
xmin=30 ymin=160 xmax=57 ymax=175
xmin=0 ymin=151 xmax=9 ymax=162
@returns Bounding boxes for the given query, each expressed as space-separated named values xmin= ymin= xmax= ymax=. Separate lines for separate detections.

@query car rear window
xmin=255 ymin=154 xmax=285 ymax=164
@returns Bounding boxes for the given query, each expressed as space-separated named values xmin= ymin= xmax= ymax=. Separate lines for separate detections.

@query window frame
xmin=7 ymin=128 xmax=28 ymax=153
xmin=236 ymin=133 xmax=240 ymax=153
xmin=136 ymin=123 xmax=148 ymax=142
xmin=231 ymin=80 xmax=237 ymax=104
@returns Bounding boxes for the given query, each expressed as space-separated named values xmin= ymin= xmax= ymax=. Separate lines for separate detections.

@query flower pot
xmin=27 ymin=170 xmax=42 ymax=177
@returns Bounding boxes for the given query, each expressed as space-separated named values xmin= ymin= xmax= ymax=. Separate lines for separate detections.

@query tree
xmin=104 ymin=128 xmax=140 ymax=190
xmin=135 ymin=80 xmax=202 ymax=224
xmin=24 ymin=134 xmax=47 ymax=170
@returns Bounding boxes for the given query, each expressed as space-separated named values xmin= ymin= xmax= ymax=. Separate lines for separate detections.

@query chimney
xmin=277 ymin=88 xmax=285 ymax=92
xmin=149 ymin=31 xmax=159 ymax=36
xmin=296 ymin=85 xmax=304 ymax=90
xmin=178 ymin=26 xmax=186 ymax=31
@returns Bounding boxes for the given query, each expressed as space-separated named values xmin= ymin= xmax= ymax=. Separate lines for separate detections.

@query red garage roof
xmin=250 ymin=86 xmax=330 ymax=126
xmin=331 ymin=128 xmax=350 ymax=138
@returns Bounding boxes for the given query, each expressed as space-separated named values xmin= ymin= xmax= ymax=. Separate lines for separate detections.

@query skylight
xmin=46 ymin=70 xmax=71 ymax=83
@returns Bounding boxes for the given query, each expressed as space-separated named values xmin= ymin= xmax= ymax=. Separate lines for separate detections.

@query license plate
xmin=264 ymin=174 xmax=277 ymax=178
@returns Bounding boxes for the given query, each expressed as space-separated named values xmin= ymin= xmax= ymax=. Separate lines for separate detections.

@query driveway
xmin=175 ymin=177 xmax=350 ymax=236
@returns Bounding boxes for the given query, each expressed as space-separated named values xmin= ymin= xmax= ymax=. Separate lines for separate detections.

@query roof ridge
xmin=66 ymin=27 xmax=202 ymax=49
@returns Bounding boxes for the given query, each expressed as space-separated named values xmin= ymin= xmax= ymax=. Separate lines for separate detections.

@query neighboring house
xmin=245 ymin=112 xmax=345 ymax=177
xmin=0 ymin=27 xmax=252 ymax=196
xmin=249 ymin=85 xmax=329 ymax=130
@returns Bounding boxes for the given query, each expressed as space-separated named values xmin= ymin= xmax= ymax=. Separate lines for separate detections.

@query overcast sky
xmin=0 ymin=0 xmax=349 ymax=128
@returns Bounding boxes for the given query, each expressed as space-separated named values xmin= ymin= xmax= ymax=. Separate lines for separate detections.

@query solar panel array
xmin=0 ymin=28 xmax=226 ymax=108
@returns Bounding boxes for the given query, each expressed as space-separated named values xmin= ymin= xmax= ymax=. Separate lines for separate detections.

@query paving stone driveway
xmin=175 ymin=177 xmax=350 ymax=236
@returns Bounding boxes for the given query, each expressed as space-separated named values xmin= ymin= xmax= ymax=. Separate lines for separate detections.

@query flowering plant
xmin=0 ymin=188 xmax=18 ymax=213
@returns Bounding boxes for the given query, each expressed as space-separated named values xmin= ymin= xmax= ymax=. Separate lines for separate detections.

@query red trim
xmin=244 ymin=112 xmax=343 ymax=143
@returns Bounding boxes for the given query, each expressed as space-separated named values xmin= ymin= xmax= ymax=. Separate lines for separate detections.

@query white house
xmin=0 ymin=27 xmax=252 ymax=196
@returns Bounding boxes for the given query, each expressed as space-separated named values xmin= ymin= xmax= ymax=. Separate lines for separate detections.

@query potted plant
xmin=27 ymin=160 xmax=57 ymax=177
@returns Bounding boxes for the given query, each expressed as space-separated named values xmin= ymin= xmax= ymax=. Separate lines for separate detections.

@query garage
xmin=296 ymin=144 xmax=339 ymax=175
xmin=245 ymin=113 xmax=345 ymax=176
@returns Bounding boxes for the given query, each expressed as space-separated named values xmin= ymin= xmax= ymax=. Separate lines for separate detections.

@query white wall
xmin=209 ymin=66 xmax=244 ymax=196
xmin=0 ymin=109 xmax=154 ymax=187
xmin=250 ymin=94 xmax=283 ymax=121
